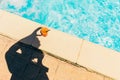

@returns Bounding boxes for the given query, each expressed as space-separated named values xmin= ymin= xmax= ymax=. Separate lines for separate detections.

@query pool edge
xmin=0 ymin=9 xmax=119 ymax=79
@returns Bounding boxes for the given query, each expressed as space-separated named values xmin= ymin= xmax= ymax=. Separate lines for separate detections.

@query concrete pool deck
xmin=0 ymin=9 xmax=119 ymax=80
xmin=0 ymin=33 xmax=112 ymax=80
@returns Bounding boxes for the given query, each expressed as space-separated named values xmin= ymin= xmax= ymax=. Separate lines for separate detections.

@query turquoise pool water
xmin=0 ymin=0 xmax=120 ymax=52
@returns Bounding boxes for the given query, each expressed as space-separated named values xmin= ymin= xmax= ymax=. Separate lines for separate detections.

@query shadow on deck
xmin=5 ymin=27 xmax=49 ymax=80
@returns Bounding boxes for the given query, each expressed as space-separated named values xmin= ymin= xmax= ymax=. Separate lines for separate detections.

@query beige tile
xmin=1 ymin=37 xmax=16 ymax=54
xmin=54 ymin=61 xmax=74 ymax=80
xmin=86 ymin=72 xmax=104 ymax=80
xmin=54 ymin=61 xmax=105 ymax=80
xmin=0 ymin=61 xmax=11 ymax=80
xmin=39 ymin=29 xmax=83 ymax=62
xmin=0 ymin=10 xmax=4 ymax=19
xmin=42 ymin=53 xmax=60 ymax=80
xmin=0 ymin=36 xmax=15 ymax=80
xmin=0 ymin=35 xmax=7 ymax=53
xmin=104 ymin=77 xmax=113 ymax=80
xmin=0 ymin=10 xmax=40 ymax=42
xmin=77 ymin=40 xmax=120 ymax=80
xmin=72 ymin=67 xmax=104 ymax=80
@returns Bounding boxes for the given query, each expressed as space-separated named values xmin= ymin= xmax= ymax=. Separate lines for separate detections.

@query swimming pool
xmin=0 ymin=0 xmax=120 ymax=52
